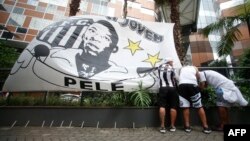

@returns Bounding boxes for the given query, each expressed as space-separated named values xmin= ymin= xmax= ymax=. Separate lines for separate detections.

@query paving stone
xmin=0 ymin=127 xmax=223 ymax=141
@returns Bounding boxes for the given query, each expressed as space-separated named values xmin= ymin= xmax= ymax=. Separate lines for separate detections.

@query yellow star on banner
xmin=124 ymin=39 xmax=143 ymax=55
xmin=143 ymin=52 xmax=162 ymax=67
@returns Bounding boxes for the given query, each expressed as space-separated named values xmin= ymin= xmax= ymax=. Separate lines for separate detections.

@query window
xmin=30 ymin=18 xmax=54 ymax=30
xmin=1 ymin=31 xmax=13 ymax=39
xmin=79 ymin=1 xmax=88 ymax=12
xmin=7 ymin=13 xmax=26 ymax=27
xmin=17 ymin=27 xmax=27 ymax=33
xmin=46 ymin=4 xmax=57 ymax=14
xmin=13 ymin=7 xmax=24 ymax=14
xmin=40 ymin=0 xmax=68 ymax=7
xmin=0 ymin=4 xmax=5 ymax=11
xmin=36 ymin=6 xmax=46 ymax=12
xmin=1 ymin=4 xmax=13 ymax=12
xmin=27 ymin=0 xmax=39 ymax=6
xmin=91 ymin=4 xmax=114 ymax=17
xmin=53 ymin=15 xmax=66 ymax=22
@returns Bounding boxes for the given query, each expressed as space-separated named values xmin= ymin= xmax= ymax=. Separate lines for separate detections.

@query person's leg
xmin=190 ymin=86 xmax=211 ymax=134
xmin=170 ymin=108 xmax=177 ymax=127
xmin=216 ymin=89 xmax=231 ymax=130
xmin=178 ymin=84 xmax=192 ymax=132
xmin=159 ymin=107 xmax=166 ymax=128
xmin=197 ymin=107 xmax=208 ymax=128
xmin=183 ymin=108 xmax=190 ymax=127
xmin=197 ymin=107 xmax=212 ymax=134
xmin=158 ymin=87 xmax=168 ymax=133
xmin=168 ymin=87 xmax=179 ymax=129
xmin=218 ymin=106 xmax=229 ymax=129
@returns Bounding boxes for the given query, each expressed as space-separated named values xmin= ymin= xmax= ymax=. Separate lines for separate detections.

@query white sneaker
xmin=169 ymin=126 xmax=176 ymax=132
xmin=159 ymin=127 xmax=166 ymax=133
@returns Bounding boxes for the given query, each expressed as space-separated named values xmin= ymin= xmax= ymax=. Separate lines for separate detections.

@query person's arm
xmin=173 ymin=68 xmax=179 ymax=82
xmin=199 ymin=81 xmax=206 ymax=90
xmin=194 ymin=66 xmax=200 ymax=82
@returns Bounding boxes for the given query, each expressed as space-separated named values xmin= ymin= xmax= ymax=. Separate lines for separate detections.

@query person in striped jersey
xmin=158 ymin=57 xmax=179 ymax=133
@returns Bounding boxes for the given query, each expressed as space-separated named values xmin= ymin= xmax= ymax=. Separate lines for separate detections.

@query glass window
xmin=27 ymin=0 xmax=39 ymax=6
xmin=55 ymin=10 xmax=65 ymax=16
xmin=7 ymin=13 xmax=26 ymax=27
xmin=1 ymin=4 xmax=13 ymax=12
xmin=1 ymin=31 xmax=13 ymax=39
xmin=0 ymin=4 xmax=5 ymax=11
xmin=30 ymin=18 xmax=54 ymax=30
xmin=13 ymin=7 xmax=24 ymax=14
xmin=40 ymin=0 xmax=68 ymax=7
xmin=79 ymin=1 xmax=88 ymax=11
xmin=82 ymin=11 xmax=89 ymax=15
xmin=36 ymin=6 xmax=46 ymax=12
xmin=91 ymin=3 xmax=99 ymax=14
xmin=91 ymin=3 xmax=114 ymax=17
xmin=89 ymin=0 xmax=109 ymax=5
xmin=46 ymin=4 xmax=57 ymax=14
xmin=53 ymin=15 xmax=66 ymax=22
xmin=17 ymin=27 xmax=27 ymax=33
xmin=0 ymin=0 xmax=4 ymax=4
xmin=103 ymin=7 xmax=114 ymax=17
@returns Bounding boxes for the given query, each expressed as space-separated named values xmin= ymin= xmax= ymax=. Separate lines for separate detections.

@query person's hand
xmin=215 ymin=88 xmax=223 ymax=96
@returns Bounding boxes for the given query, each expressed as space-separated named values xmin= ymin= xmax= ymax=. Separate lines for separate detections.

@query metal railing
xmin=1 ymin=67 xmax=250 ymax=90
xmin=197 ymin=67 xmax=250 ymax=85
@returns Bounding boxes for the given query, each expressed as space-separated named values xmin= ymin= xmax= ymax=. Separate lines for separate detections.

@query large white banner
xmin=2 ymin=15 xmax=181 ymax=92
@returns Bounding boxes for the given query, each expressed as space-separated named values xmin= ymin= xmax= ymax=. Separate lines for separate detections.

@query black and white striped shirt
xmin=158 ymin=65 xmax=177 ymax=88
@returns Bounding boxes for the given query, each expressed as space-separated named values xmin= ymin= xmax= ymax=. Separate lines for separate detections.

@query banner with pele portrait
xmin=2 ymin=15 xmax=181 ymax=92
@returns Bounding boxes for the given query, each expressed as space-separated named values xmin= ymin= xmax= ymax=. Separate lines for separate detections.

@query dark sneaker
xmin=169 ymin=126 xmax=176 ymax=132
xmin=212 ymin=126 xmax=223 ymax=132
xmin=184 ymin=126 xmax=192 ymax=133
xmin=159 ymin=127 xmax=166 ymax=133
xmin=203 ymin=127 xmax=212 ymax=134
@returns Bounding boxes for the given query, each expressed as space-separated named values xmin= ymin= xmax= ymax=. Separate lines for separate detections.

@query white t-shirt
xmin=199 ymin=70 xmax=234 ymax=88
xmin=199 ymin=70 xmax=248 ymax=106
xmin=179 ymin=66 xmax=198 ymax=85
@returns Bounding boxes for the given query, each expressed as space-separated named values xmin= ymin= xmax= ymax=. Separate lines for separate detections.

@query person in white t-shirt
xmin=178 ymin=65 xmax=211 ymax=134
xmin=199 ymin=70 xmax=248 ymax=131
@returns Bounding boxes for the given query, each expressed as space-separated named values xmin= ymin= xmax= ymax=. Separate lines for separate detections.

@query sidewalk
xmin=0 ymin=126 xmax=223 ymax=141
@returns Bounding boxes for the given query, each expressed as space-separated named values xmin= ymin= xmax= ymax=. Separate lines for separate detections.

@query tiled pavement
xmin=0 ymin=126 xmax=223 ymax=141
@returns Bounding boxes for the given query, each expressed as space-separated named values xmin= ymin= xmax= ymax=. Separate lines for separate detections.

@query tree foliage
xmin=154 ymin=0 xmax=185 ymax=62
xmin=69 ymin=0 xmax=81 ymax=16
xmin=237 ymin=48 xmax=250 ymax=79
xmin=202 ymin=0 xmax=250 ymax=56
xmin=0 ymin=41 xmax=19 ymax=68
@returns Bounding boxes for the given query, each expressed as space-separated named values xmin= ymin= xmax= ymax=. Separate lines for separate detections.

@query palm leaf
xmin=217 ymin=25 xmax=241 ymax=56
xmin=202 ymin=16 xmax=242 ymax=37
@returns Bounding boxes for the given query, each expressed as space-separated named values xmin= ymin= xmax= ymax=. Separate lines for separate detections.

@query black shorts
xmin=158 ymin=86 xmax=179 ymax=109
xmin=178 ymin=84 xmax=202 ymax=108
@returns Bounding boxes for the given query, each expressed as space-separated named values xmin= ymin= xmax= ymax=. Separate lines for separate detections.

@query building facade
xmin=191 ymin=0 xmax=250 ymax=66
xmin=2 ymin=0 xmax=248 ymax=67
xmin=0 ymin=0 xmax=156 ymax=49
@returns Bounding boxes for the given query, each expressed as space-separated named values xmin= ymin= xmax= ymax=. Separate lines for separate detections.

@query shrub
xmin=129 ymin=82 xmax=152 ymax=107
xmin=237 ymin=48 xmax=250 ymax=79
xmin=201 ymin=86 xmax=216 ymax=107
